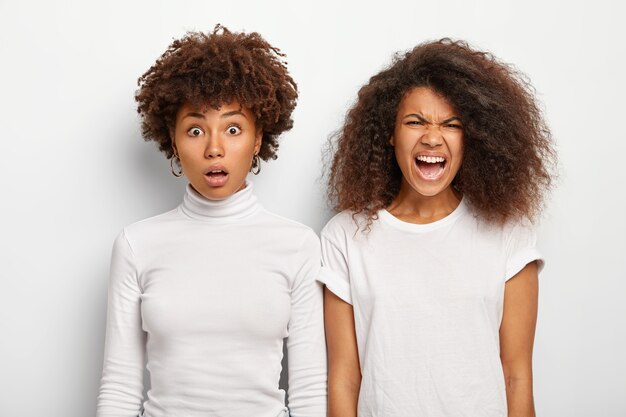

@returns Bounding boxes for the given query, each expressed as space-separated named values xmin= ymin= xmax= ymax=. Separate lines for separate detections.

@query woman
xmin=321 ymin=39 xmax=555 ymax=416
xmin=96 ymin=26 xmax=327 ymax=417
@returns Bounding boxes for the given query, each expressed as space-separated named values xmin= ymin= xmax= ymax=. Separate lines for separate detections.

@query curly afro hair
xmin=328 ymin=39 xmax=556 ymax=225
xmin=135 ymin=25 xmax=298 ymax=169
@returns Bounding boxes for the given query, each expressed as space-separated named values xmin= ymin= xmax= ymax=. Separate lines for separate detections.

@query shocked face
xmin=173 ymin=101 xmax=262 ymax=200
xmin=391 ymin=87 xmax=464 ymax=199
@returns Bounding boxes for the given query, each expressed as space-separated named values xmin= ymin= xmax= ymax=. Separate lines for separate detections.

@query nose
xmin=420 ymin=126 xmax=443 ymax=147
xmin=205 ymin=134 xmax=224 ymax=158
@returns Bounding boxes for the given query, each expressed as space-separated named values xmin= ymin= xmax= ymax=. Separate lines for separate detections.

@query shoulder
xmin=321 ymin=210 xmax=364 ymax=239
xmin=255 ymin=210 xmax=321 ymax=275
xmin=258 ymin=209 xmax=317 ymax=238
xmin=120 ymin=208 xmax=181 ymax=249
xmin=256 ymin=208 xmax=320 ymax=251
xmin=258 ymin=208 xmax=315 ymax=234
xmin=469 ymin=213 xmax=538 ymax=255
xmin=477 ymin=215 xmax=536 ymax=246
xmin=503 ymin=217 xmax=538 ymax=248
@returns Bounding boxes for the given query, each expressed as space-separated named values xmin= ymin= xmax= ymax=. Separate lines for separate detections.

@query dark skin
xmin=327 ymin=39 xmax=555 ymax=227
xmin=325 ymin=88 xmax=539 ymax=417
xmin=325 ymin=265 xmax=538 ymax=417
xmin=500 ymin=262 xmax=539 ymax=417
xmin=324 ymin=288 xmax=361 ymax=417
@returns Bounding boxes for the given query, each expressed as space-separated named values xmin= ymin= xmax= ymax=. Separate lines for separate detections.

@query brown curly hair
xmin=328 ymin=39 xmax=556 ymax=225
xmin=135 ymin=25 xmax=298 ymax=169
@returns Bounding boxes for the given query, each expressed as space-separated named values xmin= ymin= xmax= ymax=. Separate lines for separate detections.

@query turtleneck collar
xmin=179 ymin=182 xmax=261 ymax=222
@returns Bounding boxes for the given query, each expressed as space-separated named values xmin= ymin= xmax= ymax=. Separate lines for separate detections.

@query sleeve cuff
xmin=505 ymin=247 xmax=544 ymax=281
xmin=317 ymin=266 xmax=352 ymax=305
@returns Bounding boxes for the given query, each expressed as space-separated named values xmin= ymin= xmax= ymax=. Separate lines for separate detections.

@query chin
xmin=190 ymin=184 xmax=229 ymax=201
xmin=409 ymin=179 xmax=454 ymax=198
xmin=202 ymin=192 xmax=229 ymax=201
xmin=416 ymin=188 xmax=446 ymax=198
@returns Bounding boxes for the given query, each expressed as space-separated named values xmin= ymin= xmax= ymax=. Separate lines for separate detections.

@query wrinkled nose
xmin=420 ymin=127 xmax=443 ymax=147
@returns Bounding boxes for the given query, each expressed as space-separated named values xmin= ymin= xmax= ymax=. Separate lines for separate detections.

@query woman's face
xmin=391 ymin=87 xmax=464 ymax=199
xmin=173 ymin=101 xmax=262 ymax=200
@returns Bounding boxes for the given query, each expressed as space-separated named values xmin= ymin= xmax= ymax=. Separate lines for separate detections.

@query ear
xmin=254 ymin=128 xmax=263 ymax=154
xmin=169 ymin=127 xmax=178 ymax=154
xmin=170 ymin=138 xmax=178 ymax=157
xmin=389 ymin=135 xmax=395 ymax=146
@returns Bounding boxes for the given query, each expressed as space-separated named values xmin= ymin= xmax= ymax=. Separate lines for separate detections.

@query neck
xmin=387 ymin=183 xmax=461 ymax=224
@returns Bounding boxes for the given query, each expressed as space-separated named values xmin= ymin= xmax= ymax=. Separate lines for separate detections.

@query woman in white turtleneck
xmin=96 ymin=27 xmax=327 ymax=417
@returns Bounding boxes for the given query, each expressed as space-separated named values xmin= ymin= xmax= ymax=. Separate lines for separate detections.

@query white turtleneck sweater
xmin=96 ymin=183 xmax=327 ymax=417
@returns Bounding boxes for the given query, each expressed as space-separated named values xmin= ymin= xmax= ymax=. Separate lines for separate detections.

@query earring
xmin=250 ymin=154 xmax=261 ymax=175
xmin=170 ymin=155 xmax=183 ymax=177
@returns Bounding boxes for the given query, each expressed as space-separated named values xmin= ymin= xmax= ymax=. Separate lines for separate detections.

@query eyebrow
xmin=181 ymin=109 xmax=247 ymax=120
xmin=221 ymin=110 xmax=247 ymax=119
xmin=441 ymin=116 xmax=463 ymax=124
xmin=182 ymin=112 xmax=206 ymax=120
xmin=402 ymin=113 xmax=429 ymax=123
xmin=402 ymin=113 xmax=463 ymax=125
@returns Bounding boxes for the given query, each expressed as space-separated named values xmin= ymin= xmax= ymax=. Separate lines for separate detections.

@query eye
xmin=226 ymin=125 xmax=242 ymax=135
xmin=187 ymin=127 xmax=204 ymax=137
xmin=445 ymin=123 xmax=463 ymax=129
xmin=406 ymin=120 xmax=423 ymax=126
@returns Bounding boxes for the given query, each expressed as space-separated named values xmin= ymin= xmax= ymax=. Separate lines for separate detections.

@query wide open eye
xmin=187 ymin=127 xmax=204 ymax=137
xmin=226 ymin=125 xmax=241 ymax=135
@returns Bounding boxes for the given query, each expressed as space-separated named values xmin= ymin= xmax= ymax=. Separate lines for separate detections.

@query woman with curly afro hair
xmin=320 ymin=39 xmax=556 ymax=417
xmin=96 ymin=26 xmax=326 ymax=417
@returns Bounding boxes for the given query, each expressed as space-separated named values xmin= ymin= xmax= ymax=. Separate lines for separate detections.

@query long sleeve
xmin=286 ymin=231 xmax=328 ymax=417
xmin=97 ymin=230 xmax=146 ymax=417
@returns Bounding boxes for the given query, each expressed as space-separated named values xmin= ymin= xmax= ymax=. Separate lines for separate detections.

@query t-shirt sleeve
xmin=286 ymin=230 xmax=327 ymax=417
xmin=96 ymin=230 xmax=146 ymax=417
xmin=319 ymin=219 xmax=352 ymax=304
xmin=505 ymin=221 xmax=544 ymax=281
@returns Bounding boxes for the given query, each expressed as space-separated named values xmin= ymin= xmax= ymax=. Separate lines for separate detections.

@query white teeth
xmin=416 ymin=155 xmax=445 ymax=163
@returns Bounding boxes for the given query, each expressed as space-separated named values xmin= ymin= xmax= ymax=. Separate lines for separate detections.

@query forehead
xmin=398 ymin=87 xmax=457 ymax=115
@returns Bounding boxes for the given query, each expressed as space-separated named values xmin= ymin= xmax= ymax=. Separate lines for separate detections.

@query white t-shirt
xmin=97 ymin=183 xmax=327 ymax=417
xmin=319 ymin=199 xmax=542 ymax=417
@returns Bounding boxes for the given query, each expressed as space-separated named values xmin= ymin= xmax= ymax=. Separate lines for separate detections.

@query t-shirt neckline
xmin=379 ymin=198 xmax=468 ymax=233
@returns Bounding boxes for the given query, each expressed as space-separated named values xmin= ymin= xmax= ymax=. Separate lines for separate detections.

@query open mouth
xmin=414 ymin=155 xmax=446 ymax=180
xmin=205 ymin=169 xmax=228 ymax=177
xmin=204 ymin=167 xmax=229 ymax=186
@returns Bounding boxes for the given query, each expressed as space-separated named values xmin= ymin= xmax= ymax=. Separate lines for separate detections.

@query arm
xmin=325 ymin=287 xmax=361 ymax=417
xmin=500 ymin=261 xmax=539 ymax=417
xmin=96 ymin=231 xmax=146 ymax=417
xmin=286 ymin=231 xmax=327 ymax=417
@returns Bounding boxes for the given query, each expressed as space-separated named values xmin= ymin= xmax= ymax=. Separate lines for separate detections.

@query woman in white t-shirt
xmin=96 ymin=26 xmax=326 ymax=417
xmin=321 ymin=39 xmax=555 ymax=417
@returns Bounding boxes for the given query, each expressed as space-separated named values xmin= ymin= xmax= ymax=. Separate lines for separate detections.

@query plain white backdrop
xmin=1 ymin=0 xmax=624 ymax=416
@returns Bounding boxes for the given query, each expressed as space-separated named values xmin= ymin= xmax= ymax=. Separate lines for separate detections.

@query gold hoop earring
xmin=250 ymin=154 xmax=261 ymax=175
xmin=170 ymin=155 xmax=183 ymax=177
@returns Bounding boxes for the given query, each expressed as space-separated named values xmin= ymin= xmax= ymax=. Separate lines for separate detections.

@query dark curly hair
xmin=135 ymin=25 xmax=298 ymax=169
xmin=328 ymin=39 xmax=556 ymax=225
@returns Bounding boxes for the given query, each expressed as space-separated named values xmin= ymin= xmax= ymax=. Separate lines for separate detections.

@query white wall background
xmin=1 ymin=0 xmax=624 ymax=416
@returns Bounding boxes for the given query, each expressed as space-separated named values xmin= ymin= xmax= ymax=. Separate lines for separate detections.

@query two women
xmin=98 ymin=28 xmax=554 ymax=417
